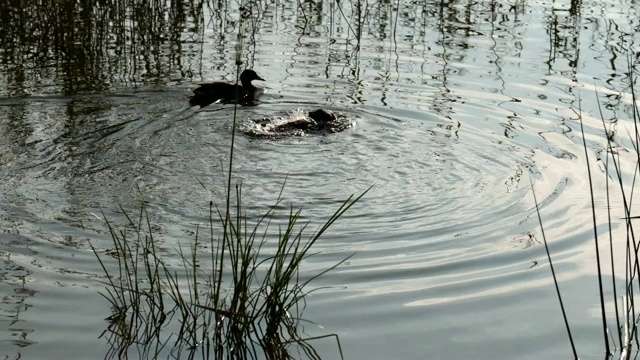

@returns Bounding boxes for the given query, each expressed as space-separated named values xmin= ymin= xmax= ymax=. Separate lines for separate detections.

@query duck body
xmin=243 ymin=109 xmax=351 ymax=139
xmin=275 ymin=109 xmax=338 ymax=132
xmin=189 ymin=69 xmax=265 ymax=107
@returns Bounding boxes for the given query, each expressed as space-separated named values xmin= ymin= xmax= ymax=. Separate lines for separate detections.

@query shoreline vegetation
xmin=534 ymin=62 xmax=640 ymax=360
xmin=91 ymin=187 xmax=365 ymax=359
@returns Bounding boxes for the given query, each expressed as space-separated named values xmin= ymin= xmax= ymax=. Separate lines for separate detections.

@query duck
xmin=308 ymin=109 xmax=337 ymax=123
xmin=281 ymin=109 xmax=338 ymax=131
xmin=245 ymin=109 xmax=349 ymax=139
xmin=189 ymin=69 xmax=265 ymax=107
xmin=252 ymin=109 xmax=338 ymax=132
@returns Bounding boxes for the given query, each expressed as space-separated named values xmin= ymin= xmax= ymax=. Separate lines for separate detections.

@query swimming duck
xmin=189 ymin=69 xmax=265 ymax=107
xmin=251 ymin=109 xmax=338 ymax=132
xmin=281 ymin=109 xmax=338 ymax=130
xmin=308 ymin=109 xmax=337 ymax=123
xmin=244 ymin=109 xmax=350 ymax=139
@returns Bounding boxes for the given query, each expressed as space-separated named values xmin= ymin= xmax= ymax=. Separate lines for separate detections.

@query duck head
xmin=308 ymin=109 xmax=337 ymax=123
xmin=240 ymin=69 xmax=265 ymax=88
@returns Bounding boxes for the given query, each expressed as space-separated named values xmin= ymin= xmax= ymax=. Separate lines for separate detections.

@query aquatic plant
xmin=533 ymin=57 xmax=640 ymax=360
xmin=91 ymin=185 xmax=364 ymax=359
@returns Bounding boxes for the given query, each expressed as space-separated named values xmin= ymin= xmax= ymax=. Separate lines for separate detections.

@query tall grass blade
xmin=530 ymin=178 xmax=578 ymax=360
xmin=595 ymin=88 xmax=623 ymax=349
xmin=577 ymin=98 xmax=611 ymax=355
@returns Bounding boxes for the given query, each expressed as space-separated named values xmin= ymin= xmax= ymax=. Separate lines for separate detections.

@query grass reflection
xmin=0 ymin=0 xmax=206 ymax=94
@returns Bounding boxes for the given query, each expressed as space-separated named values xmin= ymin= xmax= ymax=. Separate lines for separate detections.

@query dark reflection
xmin=0 ymin=103 xmax=32 ymax=162
xmin=0 ymin=234 xmax=38 ymax=358
xmin=544 ymin=9 xmax=580 ymax=74
xmin=0 ymin=0 xmax=205 ymax=96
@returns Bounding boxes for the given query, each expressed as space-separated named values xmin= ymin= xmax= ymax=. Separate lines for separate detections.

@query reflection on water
xmin=0 ymin=0 xmax=207 ymax=95
xmin=0 ymin=234 xmax=38 ymax=349
xmin=0 ymin=0 xmax=639 ymax=358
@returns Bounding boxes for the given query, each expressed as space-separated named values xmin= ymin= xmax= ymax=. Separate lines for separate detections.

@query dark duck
xmin=189 ymin=69 xmax=265 ymax=107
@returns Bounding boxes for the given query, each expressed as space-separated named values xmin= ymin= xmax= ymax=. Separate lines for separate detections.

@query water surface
xmin=0 ymin=0 xmax=638 ymax=358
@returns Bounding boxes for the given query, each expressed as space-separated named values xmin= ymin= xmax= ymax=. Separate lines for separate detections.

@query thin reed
xmin=533 ymin=57 xmax=640 ymax=359
xmin=91 ymin=184 xmax=364 ymax=359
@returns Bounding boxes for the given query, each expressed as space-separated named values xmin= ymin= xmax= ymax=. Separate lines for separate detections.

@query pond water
xmin=1 ymin=0 xmax=639 ymax=358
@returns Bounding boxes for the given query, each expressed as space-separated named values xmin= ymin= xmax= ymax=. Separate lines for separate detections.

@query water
xmin=0 ymin=0 xmax=638 ymax=358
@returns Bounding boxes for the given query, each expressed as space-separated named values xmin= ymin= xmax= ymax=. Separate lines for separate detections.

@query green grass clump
xmin=91 ymin=184 xmax=366 ymax=359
